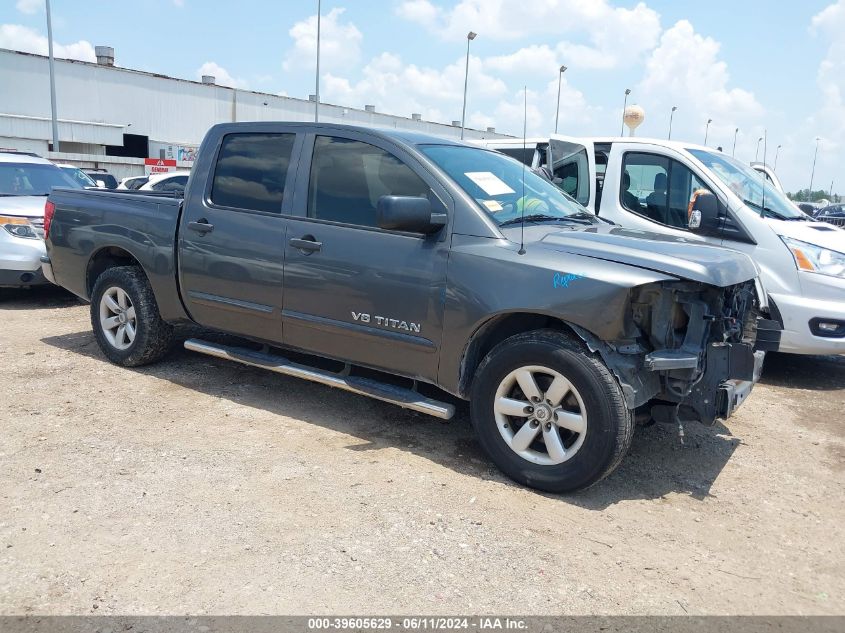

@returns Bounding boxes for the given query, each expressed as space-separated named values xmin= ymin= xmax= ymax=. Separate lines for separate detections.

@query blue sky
xmin=2 ymin=0 xmax=843 ymax=194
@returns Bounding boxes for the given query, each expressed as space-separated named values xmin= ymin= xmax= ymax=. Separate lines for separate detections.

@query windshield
xmin=0 ymin=162 xmax=81 ymax=196
xmin=688 ymin=149 xmax=803 ymax=220
xmin=60 ymin=165 xmax=97 ymax=187
xmin=421 ymin=144 xmax=595 ymax=226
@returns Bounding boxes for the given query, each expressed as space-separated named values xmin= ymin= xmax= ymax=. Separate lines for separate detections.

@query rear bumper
xmin=0 ymin=267 xmax=47 ymax=287
xmin=40 ymin=254 xmax=56 ymax=284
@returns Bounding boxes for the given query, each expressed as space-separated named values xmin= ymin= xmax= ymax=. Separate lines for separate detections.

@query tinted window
xmin=621 ymin=152 xmax=710 ymax=229
xmin=210 ymin=133 xmax=295 ymax=213
xmin=308 ymin=136 xmax=428 ymax=228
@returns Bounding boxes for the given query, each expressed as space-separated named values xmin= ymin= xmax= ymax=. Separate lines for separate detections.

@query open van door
xmin=546 ymin=136 xmax=596 ymax=211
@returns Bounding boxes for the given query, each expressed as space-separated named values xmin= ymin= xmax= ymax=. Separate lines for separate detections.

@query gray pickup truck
xmin=43 ymin=122 xmax=779 ymax=492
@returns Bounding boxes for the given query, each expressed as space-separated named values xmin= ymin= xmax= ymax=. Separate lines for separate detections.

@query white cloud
xmin=395 ymin=0 xmax=439 ymax=27
xmin=396 ymin=0 xmax=661 ymax=69
xmin=810 ymin=1 xmax=845 ymax=155
xmin=16 ymin=0 xmax=42 ymax=14
xmin=485 ymin=45 xmax=559 ymax=75
xmin=322 ymin=51 xmax=508 ymax=123
xmin=0 ymin=23 xmax=95 ymax=61
xmin=196 ymin=61 xmax=248 ymax=89
xmin=635 ymin=20 xmax=763 ymax=152
xmin=321 ymin=47 xmax=598 ymax=137
xmin=283 ymin=7 xmax=362 ymax=73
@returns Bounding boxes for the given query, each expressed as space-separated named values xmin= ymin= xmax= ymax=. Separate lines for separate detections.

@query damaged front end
xmin=575 ymin=279 xmax=781 ymax=426
xmin=632 ymin=280 xmax=781 ymax=425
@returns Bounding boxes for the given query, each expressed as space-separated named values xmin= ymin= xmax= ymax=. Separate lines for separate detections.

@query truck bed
xmin=46 ymin=187 xmax=188 ymax=321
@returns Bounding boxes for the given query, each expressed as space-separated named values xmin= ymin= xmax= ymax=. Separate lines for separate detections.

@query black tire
xmin=470 ymin=329 xmax=633 ymax=493
xmin=90 ymin=266 xmax=173 ymax=367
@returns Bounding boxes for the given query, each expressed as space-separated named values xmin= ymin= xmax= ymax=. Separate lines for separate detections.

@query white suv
xmin=0 ymin=152 xmax=81 ymax=288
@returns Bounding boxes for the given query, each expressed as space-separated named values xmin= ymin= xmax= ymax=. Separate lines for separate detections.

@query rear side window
xmin=210 ymin=133 xmax=295 ymax=213
xmin=308 ymin=136 xmax=428 ymax=228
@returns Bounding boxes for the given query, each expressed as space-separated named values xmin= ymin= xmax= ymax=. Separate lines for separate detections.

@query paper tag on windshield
xmin=465 ymin=172 xmax=515 ymax=196
xmin=482 ymin=200 xmax=504 ymax=212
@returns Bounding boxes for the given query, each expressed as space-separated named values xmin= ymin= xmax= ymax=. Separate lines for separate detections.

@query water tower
xmin=623 ymin=105 xmax=645 ymax=137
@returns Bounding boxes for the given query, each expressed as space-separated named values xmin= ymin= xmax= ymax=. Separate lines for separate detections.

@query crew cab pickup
xmin=43 ymin=123 xmax=779 ymax=493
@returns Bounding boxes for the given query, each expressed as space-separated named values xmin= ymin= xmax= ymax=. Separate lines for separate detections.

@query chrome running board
xmin=184 ymin=338 xmax=455 ymax=420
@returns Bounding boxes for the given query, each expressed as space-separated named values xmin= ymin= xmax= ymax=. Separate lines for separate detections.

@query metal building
xmin=0 ymin=47 xmax=507 ymax=180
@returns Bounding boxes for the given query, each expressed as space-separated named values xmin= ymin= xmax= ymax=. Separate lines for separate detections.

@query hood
xmin=0 ymin=195 xmax=48 ymax=218
xmin=768 ymin=217 xmax=845 ymax=252
xmin=537 ymin=225 xmax=758 ymax=287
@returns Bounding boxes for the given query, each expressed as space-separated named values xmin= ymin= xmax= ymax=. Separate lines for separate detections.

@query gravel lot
xmin=1 ymin=286 xmax=843 ymax=615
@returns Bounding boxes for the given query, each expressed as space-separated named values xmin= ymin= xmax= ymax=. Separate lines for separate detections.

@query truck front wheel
xmin=90 ymin=266 xmax=173 ymax=367
xmin=470 ymin=330 xmax=633 ymax=493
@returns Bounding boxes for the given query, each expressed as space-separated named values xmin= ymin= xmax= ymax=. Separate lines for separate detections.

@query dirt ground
xmin=1 ymin=286 xmax=843 ymax=616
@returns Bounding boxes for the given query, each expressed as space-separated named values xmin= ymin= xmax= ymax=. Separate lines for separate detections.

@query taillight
xmin=43 ymin=200 xmax=56 ymax=239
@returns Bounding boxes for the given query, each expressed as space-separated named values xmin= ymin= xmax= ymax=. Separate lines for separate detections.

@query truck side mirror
xmin=377 ymin=196 xmax=446 ymax=234
xmin=688 ymin=190 xmax=724 ymax=236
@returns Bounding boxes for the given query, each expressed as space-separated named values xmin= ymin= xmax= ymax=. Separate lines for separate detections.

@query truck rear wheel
xmin=90 ymin=266 xmax=173 ymax=367
xmin=470 ymin=330 xmax=633 ymax=493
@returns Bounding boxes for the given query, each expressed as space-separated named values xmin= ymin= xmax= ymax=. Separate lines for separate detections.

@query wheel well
xmin=86 ymin=247 xmax=141 ymax=296
xmin=458 ymin=312 xmax=578 ymax=397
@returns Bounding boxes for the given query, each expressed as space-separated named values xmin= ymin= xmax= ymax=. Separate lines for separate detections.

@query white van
xmin=750 ymin=162 xmax=786 ymax=194
xmin=477 ymin=136 xmax=845 ymax=356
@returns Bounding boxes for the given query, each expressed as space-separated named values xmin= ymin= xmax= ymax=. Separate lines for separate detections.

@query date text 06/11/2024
xmin=305 ymin=617 xmax=528 ymax=630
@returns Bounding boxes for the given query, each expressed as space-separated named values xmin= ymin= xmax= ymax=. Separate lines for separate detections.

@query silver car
xmin=0 ymin=152 xmax=81 ymax=288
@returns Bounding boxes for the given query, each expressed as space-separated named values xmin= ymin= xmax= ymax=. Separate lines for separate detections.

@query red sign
xmin=144 ymin=158 xmax=177 ymax=175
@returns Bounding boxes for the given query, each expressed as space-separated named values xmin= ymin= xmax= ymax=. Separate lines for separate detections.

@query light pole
xmin=314 ymin=0 xmax=321 ymax=122
xmin=774 ymin=145 xmax=782 ymax=171
xmin=460 ymin=31 xmax=477 ymax=140
xmin=732 ymin=128 xmax=739 ymax=156
xmin=46 ymin=0 xmax=59 ymax=151
xmin=554 ymin=65 xmax=567 ymax=134
xmin=667 ymin=106 xmax=677 ymax=140
xmin=809 ymin=137 xmax=821 ymax=197
xmin=620 ymin=88 xmax=630 ymax=136
xmin=704 ymin=118 xmax=712 ymax=145
xmin=755 ymin=136 xmax=763 ymax=161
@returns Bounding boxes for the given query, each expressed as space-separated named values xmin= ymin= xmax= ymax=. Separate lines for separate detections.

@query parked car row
xmin=0 ymin=152 xmax=83 ymax=288
xmin=0 ymin=151 xmax=194 ymax=292
xmin=811 ymin=203 xmax=845 ymax=227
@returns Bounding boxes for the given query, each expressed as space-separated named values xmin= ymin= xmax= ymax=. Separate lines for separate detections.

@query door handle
xmin=187 ymin=219 xmax=214 ymax=234
xmin=290 ymin=236 xmax=322 ymax=254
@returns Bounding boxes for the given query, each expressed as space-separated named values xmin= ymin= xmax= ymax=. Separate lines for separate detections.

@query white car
xmin=139 ymin=170 xmax=190 ymax=194
xmin=117 ymin=175 xmax=149 ymax=190
xmin=55 ymin=163 xmax=99 ymax=188
xmin=1 ymin=152 xmax=82 ymax=288
xmin=477 ymin=135 xmax=845 ymax=356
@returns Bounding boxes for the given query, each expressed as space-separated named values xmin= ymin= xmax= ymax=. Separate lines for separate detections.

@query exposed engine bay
xmin=575 ymin=280 xmax=781 ymax=426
